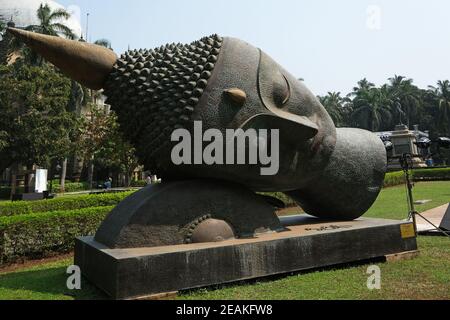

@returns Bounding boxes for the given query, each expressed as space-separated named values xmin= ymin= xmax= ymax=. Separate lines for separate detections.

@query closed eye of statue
xmin=272 ymin=73 xmax=291 ymax=108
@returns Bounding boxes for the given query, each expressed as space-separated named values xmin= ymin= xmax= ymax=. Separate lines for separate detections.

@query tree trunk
xmin=71 ymin=155 xmax=84 ymax=182
xmin=87 ymin=157 xmax=94 ymax=190
xmin=60 ymin=158 xmax=67 ymax=193
xmin=125 ymin=171 xmax=131 ymax=188
xmin=24 ymin=164 xmax=33 ymax=193
xmin=9 ymin=163 xmax=17 ymax=201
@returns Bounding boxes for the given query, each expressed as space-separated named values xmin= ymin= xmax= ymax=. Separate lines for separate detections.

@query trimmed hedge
xmin=413 ymin=168 xmax=450 ymax=181
xmin=384 ymin=167 xmax=450 ymax=187
xmin=0 ymin=181 xmax=88 ymax=199
xmin=0 ymin=187 xmax=24 ymax=200
xmin=131 ymin=180 xmax=147 ymax=187
xmin=0 ymin=191 xmax=134 ymax=217
xmin=0 ymin=206 xmax=113 ymax=264
xmin=266 ymin=168 xmax=450 ymax=202
xmin=384 ymin=171 xmax=405 ymax=188
xmin=51 ymin=182 xmax=90 ymax=193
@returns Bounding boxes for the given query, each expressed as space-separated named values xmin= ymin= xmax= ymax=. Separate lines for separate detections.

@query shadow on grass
xmin=0 ymin=266 xmax=107 ymax=300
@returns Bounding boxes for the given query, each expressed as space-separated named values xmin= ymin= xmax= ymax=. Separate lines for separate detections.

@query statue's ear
xmin=240 ymin=112 xmax=318 ymax=146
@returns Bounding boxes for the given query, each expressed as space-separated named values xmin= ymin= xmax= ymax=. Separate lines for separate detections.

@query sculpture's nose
xmin=240 ymin=111 xmax=319 ymax=147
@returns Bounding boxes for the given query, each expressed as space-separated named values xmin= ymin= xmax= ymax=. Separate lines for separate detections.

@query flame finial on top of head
xmin=7 ymin=27 xmax=118 ymax=90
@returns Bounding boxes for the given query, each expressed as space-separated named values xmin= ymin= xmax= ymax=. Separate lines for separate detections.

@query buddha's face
xmin=186 ymin=37 xmax=337 ymax=191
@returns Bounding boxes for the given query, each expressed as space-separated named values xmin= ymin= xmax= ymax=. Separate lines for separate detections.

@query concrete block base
xmin=75 ymin=216 xmax=417 ymax=300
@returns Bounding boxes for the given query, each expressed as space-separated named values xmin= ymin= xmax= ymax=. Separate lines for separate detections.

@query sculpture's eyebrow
xmin=258 ymin=51 xmax=291 ymax=110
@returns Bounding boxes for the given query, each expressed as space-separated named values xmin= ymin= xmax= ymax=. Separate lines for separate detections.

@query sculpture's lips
xmin=311 ymin=130 xmax=326 ymax=154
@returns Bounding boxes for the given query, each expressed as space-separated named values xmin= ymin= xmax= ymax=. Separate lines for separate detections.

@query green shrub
xmin=260 ymin=192 xmax=297 ymax=207
xmin=0 ymin=206 xmax=113 ymax=264
xmin=262 ymin=168 xmax=450 ymax=200
xmin=1 ymin=181 xmax=89 ymax=198
xmin=413 ymin=168 xmax=450 ymax=181
xmin=131 ymin=180 xmax=147 ymax=187
xmin=384 ymin=167 xmax=450 ymax=187
xmin=384 ymin=171 xmax=405 ymax=188
xmin=0 ymin=187 xmax=24 ymax=200
xmin=0 ymin=202 xmax=32 ymax=216
xmin=51 ymin=182 xmax=90 ymax=193
xmin=0 ymin=191 xmax=134 ymax=217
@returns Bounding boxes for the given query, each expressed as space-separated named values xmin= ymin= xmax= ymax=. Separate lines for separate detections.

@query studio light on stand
xmin=383 ymin=140 xmax=394 ymax=152
xmin=437 ymin=137 xmax=450 ymax=148
xmin=393 ymin=137 xmax=450 ymax=238
xmin=414 ymin=137 xmax=432 ymax=150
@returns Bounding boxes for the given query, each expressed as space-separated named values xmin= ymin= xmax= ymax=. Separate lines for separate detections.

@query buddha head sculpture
xmin=8 ymin=28 xmax=387 ymax=220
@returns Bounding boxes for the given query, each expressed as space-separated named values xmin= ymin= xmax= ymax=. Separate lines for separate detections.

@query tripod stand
xmin=399 ymin=153 xmax=450 ymax=238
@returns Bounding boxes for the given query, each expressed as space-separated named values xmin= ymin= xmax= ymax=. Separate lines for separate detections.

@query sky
xmin=57 ymin=0 xmax=450 ymax=96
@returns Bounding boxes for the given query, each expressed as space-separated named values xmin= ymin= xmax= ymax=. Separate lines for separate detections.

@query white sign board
xmin=35 ymin=169 xmax=48 ymax=193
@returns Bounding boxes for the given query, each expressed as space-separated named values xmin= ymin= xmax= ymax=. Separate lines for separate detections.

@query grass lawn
xmin=0 ymin=182 xmax=449 ymax=300
xmin=365 ymin=181 xmax=450 ymax=220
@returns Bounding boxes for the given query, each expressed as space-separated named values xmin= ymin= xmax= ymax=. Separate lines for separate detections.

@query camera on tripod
xmin=380 ymin=133 xmax=450 ymax=237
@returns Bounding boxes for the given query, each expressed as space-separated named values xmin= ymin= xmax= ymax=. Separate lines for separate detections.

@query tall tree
xmin=0 ymin=63 xmax=78 ymax=186
xmin=62 ymin=38 xmax=112 ymax=188
xmin=21 ymin=4 xmax=76 ymax=66
xmin=76 ymin=105 xmax=116 ymax=189
xmin=388 ymin=75 xmax=421 ymax=126
xmin=95 ymin=112 xmax=139 ymax=187
xmin=319 ymin=92 xmax=345 ymax=126
xmin=94 ymin=39 xmax=112 ymax=49
xmin=0 ymin=130 xmax=7 ymax=153
xmin=429 ymin=80 xmax=450 ymax=135
xmin=352 ymin=78 xmax=375 ymax=95
xmin=26 ymin=4 xmax=76 ymax=39
xmin=0 ymin=20 xmax=5 ymax=34
xmin=350 ymin=85 xmax=393 ymax=132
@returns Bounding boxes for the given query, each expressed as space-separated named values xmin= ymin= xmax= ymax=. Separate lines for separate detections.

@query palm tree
xmin=94 ymin=39 xmax=112 ymax=49
xmin=319 ymin=92 xmax=344 ymax=126
xmin=0 ymin=20 xmax=5 ymax=35
xmin=0 ymin=20 xmax=8 ymax=64
xmin=26 ymin=4 xmax=76 ymax=39
xmin=429 ymin=80 xmax=450 ymax=135
xmin=388 ymin=75 xmax=421 ymax=126
xmin=351 ymin=78 xmax=375 ymax=96
xmin=388 ymin=75 xmax=406 ymax=88
xmin=350 ymin=86 xmax=393 ymax=132
xmin=15 ymin=4 xmax=76 ymax=66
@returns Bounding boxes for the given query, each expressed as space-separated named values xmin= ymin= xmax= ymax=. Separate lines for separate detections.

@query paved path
xmin=415 ymin=203 xmax=449 ymax=233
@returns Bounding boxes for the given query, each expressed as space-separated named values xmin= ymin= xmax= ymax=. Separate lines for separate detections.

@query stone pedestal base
xmin=75 ymin=216 xmax=417 ymax=300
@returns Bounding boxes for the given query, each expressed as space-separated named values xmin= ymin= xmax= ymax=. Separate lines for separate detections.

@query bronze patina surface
xmin=9 ymin=28 xmax=387 ymax=247
xmin=7 ymin=27 xmax=117 ymax=90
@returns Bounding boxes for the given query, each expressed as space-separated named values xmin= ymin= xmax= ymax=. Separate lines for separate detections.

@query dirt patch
xmin=0 ymin=253 xmax=74 ymax=274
